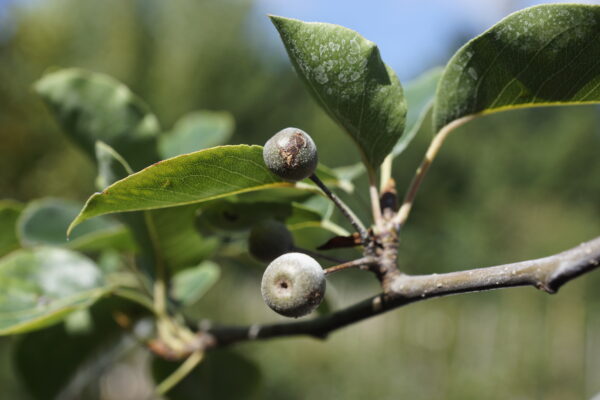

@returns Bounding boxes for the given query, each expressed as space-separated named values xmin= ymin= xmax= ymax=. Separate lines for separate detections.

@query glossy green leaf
xmin=393 ymin=67 xmax=443 ymax=156
xmin=434 ymin=4 xmax=600 ymax=131
xmin=0 ymin=200 xmax=23 ymax=257
xmin=35 ymin=68 xmax=160 ymax=170
xmin=271 ymin=15 xmax=407 ymax=170
xmin=171 ymin=261 xmax=220 ymax=306
xmin=0 ymin=247 xmax=109 ymax=335
xmin=153 ymin=349 xmax=262 ymax=399
xmin=17 ymin=198 xmax=135 ymax=252
xmin=69 ymin=145 xmax=294 ymax=233
xmin=159 ymin=111 xmax=235 ymax=159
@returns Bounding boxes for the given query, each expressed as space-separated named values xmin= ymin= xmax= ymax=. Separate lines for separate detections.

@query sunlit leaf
xmin=69 ymin=145 xmax=295 ymax=233
xmin=35 ymin=68 xmax=160 ymax=169
xmin=271 ymin=15 xmax=407 ymax=170
xmin=0 ymin=200 xmax=23 ymax=257
xmin=159 ymin=111 xmax=235 ymax=159
xmin=434 ymin=4 xmax=600 ymax=131
xmin=171 ymin=261 xmax=220 ymax=306
xmin=331 ymin=67 xmax=443 ymax=177
xmin=0 ymin=248 xmax=110 ymax=335
xmin=17 ymin=198 xmax=135 ymax=252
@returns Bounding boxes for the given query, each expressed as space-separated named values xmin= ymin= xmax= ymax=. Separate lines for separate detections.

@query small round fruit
xmin=261 ymin=252 xmax=326 ymax=318
xmin=248 ymin=220 xmax=294 ymax=262
xmin=263 ymin=127 xmax=318 ymax=181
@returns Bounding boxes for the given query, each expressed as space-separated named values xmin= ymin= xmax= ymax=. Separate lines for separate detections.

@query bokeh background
xmin=1 ymin=0 xmax=599 ymax=399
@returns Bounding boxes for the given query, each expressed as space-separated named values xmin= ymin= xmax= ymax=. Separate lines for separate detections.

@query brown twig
xmin=204 ymin=235 xmax=600 ymax=347
xmin=323 ymin=256 xmax=378 ymax=275
xmin=393 ymin=115 xmax=475 ymax=228
xmin=310 ymin=174 xmax=369 ymax=244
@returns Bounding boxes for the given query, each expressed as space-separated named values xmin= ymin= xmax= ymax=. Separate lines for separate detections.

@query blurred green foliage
xmin=0 ymin=0 xmax=599 ymax=399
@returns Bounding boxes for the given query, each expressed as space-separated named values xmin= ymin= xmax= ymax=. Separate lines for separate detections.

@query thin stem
xmin=323 ymin=256 xmax=378 ymax=275
xmin=380 ymin=154 xmax=393 ymax=192
xmin=144 ymin=212 xmax=168 ymax=316
xmin=367 ymin=167 xmax=383 ymax=232
xmin=292 ymin=246 xmax=348 ymax=264
xmin=393 ymin=115 xmax=475 ymax=228
xmin=310 ymin=174 xmax=368 ymax=243
xmin=155 ymin=350 xmax=204 ymax=395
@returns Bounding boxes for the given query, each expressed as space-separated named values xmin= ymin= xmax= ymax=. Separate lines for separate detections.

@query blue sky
xmin=0 ymin=0 xmax=596 ymax=82
xmin=251 ymin=0 xmax=597 ymax=81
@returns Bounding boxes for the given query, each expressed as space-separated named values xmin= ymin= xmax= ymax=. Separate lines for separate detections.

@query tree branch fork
xmin=204 ymin=235 xmax=600 ymax=348
xmin=163 ymin=117 xmax=600 ymax=357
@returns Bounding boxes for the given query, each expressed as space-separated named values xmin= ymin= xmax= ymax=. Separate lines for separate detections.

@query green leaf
xmin=200 ymin=199 xmax=319 ymax=232
xmin=17 ymin=198 xmax=135 ymax=252
xmin=171 ymin=261 xmax=220 ymax=306
xmin=270 ymin=15 xmax=407 ymax=170
xmin=69 ymin=145 xmax=294 ymax=234
xmin=331 ymin=67 xmax=443 ymax=178
xmin=434 ymin=4 xmax=600 ymax=131
xmin=35 ymin=68 xmax=160 ymax=170
xmin=0 ymin=200 xmax=23 ymax=257
xmin=153 ymin=349 xmax=262 ymax=399
xmin=159 ymin=111 xmax=235 ymax=159
xmin=96 ymin=142 xmax=218 ymax=275
xmin=0 ymin=247 xmax=109 ymax=335
xmin=393 ymin=67 xmax=443 ymax=156
xmin=95 ymin=141 xmax=158 ymax=279
xmin=95 ymin=141 xmax=133 ymax=191
xmin=151 ymin=205 xmax=219 ymax=272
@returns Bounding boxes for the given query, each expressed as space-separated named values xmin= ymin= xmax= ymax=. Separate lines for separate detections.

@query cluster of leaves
xmin=0 ymin=3 xmax=598 ymax=397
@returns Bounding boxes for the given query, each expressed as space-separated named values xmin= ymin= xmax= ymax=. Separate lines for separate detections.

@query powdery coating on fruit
xmin=248 ymin=220 xmax=294 ymax=262
xmin=263 ymin=127 xmax=318 ymax=181
xmin=261 ymin=252 xmax=326 ymax=318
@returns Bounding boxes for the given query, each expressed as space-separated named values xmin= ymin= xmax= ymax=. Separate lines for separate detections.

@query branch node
xmin=536 ymin=282 xmax=556 ymax=294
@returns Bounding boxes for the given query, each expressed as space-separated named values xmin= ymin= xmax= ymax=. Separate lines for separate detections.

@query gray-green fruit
xmin=261 ymin=252 xmax=325 ymax=318
xmin=248 ymin=220 xmax=293 ymax=262
xmin=263 ymin=127 xmax=318 ymax=181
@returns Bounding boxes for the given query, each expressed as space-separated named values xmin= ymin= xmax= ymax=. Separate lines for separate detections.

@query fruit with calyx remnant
xmin=261 ymin=252 xmax=326 ymax=318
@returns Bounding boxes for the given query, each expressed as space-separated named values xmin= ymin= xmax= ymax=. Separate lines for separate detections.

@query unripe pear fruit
xmin=263 ymin=127 xmax=318 ymax=181
xmin=261 ymin=252 xmax=326 ymax=318
xmin=248 ymin=220 xmax=294 ymax=262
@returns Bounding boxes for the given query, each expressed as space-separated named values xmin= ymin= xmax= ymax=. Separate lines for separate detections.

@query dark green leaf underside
xmin=434 ymin=4 xmax=600 ymax=131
